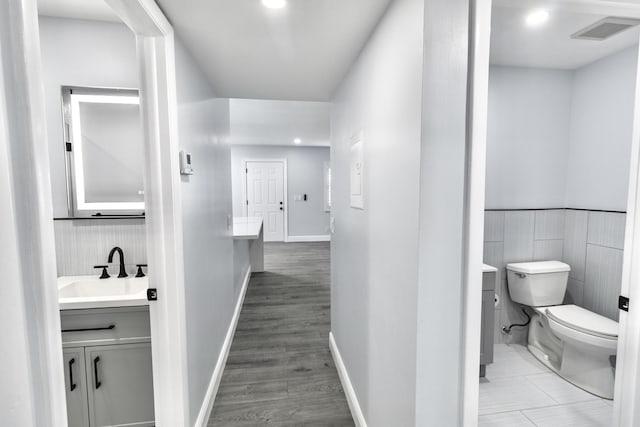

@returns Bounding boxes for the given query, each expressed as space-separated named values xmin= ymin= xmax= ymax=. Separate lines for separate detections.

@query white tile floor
xmin=479 ymin=344 xmax=613 ymax=427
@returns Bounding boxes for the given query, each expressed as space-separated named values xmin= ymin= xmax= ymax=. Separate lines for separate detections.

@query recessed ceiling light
xmin=294 ymin=138 xmax=302 ymax=144
xmin=262 ymin=0 xmax=286 ymax=9
xmin=526 ymin=9 xmax=550 ymax=27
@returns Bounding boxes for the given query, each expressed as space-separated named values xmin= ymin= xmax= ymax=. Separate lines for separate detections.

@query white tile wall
xmin=587 ymin=211 xmax=626 ymax=249
xmin=484 ymin=208 xmax=625 ymax=343
xmin=563 ymin=210 xmax=589 ymax=282
xmin=534 ymin=209 xmax=565 ymax=240
xmin=53 ymin=219 xmax=146 ymax=277
xmin=504 ymin=211 xmax=535 ymax=264
xmin=485 ymin=211 xmax=505 ymax=242
xmin=584 ymin=244 xmax=624 ymax=321
xmin=533 ymin=239 xmax=563 ymax=261
xmin=565 ymin=278 xmax=584 ymax=307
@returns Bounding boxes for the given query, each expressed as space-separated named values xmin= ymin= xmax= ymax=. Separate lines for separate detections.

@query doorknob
xmin=279 ymin=201 xmax=283 ymax=205
xmin=280 ymin=206 xmax=283 ymax=211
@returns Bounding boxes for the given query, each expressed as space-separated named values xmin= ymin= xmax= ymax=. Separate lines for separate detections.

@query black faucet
xmin=107 ymin=247 xmax=128 ymax=278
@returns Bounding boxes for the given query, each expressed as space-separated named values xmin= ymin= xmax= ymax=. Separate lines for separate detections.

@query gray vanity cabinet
xmin=480 ymin=268 xmax=497 ymax=377
xmin=61 ymin=307 xmax=154 ymax=427
xmin=64 ymin=348 xmax=90 ymax=427
xmin=85 ymin=344 xmax=155 ymax=427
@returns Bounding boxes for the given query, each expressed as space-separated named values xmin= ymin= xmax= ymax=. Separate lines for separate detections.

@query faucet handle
xmin=94 ymin=265 xmax=110 ymax=279
xmin=135 ymin=264 xmax=147 ymax=278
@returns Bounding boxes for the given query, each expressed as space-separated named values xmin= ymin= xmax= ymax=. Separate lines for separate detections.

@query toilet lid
xmin=545 ymin=305 xmax=618 ymax=339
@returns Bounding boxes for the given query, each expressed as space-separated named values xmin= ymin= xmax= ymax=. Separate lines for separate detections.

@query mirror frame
xmin=62 ymin=86 xmax=145 ymax=217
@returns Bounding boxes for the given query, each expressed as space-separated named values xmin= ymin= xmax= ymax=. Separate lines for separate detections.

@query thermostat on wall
xmin=180 ymin=150 xmax=194 ymax=175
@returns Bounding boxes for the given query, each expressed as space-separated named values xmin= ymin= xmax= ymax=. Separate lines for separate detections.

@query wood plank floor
xmin=208 ymin=242 xmax=354 ymax=426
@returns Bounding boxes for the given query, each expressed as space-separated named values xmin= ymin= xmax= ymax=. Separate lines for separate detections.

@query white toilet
xmin=506 ymin=260 xmax=618 ymax=399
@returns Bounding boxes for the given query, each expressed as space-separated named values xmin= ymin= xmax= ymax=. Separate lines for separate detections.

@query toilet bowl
xmin=507 ymin=261 xmax=618 ymax=399
xmin=529 ymin=305 xmax=617 ymax=399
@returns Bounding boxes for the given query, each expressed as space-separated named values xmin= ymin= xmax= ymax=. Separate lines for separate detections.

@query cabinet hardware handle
xmin=68 ymin=358 xmax=77 ymax=391
xmin=94 ymin=356 xmax=101 ymax=389
xmin=62 ymin=324 xmax=115 ymax=333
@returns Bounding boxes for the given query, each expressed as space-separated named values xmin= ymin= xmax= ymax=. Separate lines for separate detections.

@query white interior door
xmin=246 ymin=161 xmax=285 ymax=242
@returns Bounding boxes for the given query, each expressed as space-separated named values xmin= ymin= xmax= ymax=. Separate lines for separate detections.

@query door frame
xmin=4 ymin=0 xmax=191 ymax=424
xmin=0 ymin=0 xmax=67 ymax=424
xmin=241 ymin=158 xmax=289 ymax=242
xmin=104 ymin=0 xmax=191 ymax=425
xmin=614 ymin=35 xmax=640 ymax=427
xmin=465 ymin=1 xmax=640 ymax=426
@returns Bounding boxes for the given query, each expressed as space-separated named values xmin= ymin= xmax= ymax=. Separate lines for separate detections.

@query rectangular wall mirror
xmin=62 ymin=86 xmax=144 ymax=217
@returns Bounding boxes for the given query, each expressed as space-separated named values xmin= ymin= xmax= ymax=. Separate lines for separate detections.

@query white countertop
xmin=483 ymin=264 xmax=498 ymax=273
xmin=233 ymin=217 xmax=263 ymax=240
xmin=58 ymin=275 xmax=149 ymax=310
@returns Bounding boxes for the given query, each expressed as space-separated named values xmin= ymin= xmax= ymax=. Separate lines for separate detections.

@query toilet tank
xmin=506 ymin=261 xmax=571 ymax=307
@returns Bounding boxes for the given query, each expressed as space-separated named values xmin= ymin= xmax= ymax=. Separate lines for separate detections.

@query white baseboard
xmin=287 ymin=234 xmax=331 ymax=242
xmin=329 ymin=332 xmax=368 ymax=427
xmin=194 ymin=265 xmax=252 ymax=427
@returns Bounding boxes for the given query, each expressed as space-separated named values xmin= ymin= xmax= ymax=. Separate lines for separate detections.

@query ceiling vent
xmin=571 ymin=17 xmax=640 ymax=41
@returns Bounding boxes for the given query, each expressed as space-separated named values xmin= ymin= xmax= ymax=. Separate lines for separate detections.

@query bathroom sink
xmin=58 ymin=275 xmax=149 ymax=310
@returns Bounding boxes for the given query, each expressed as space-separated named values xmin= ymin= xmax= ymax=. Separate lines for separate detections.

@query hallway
xmin=208 ymin=242 xmax=353 ymax=426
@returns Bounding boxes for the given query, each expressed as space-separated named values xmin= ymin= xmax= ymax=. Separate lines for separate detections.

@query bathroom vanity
xmin=59 ymin=277 xmax=154 ymax=427
xmin=480 ymin=264 xmax=498 ymax=377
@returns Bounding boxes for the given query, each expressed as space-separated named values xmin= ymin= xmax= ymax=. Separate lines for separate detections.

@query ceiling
xmin=37 ymin=0 xmax=119 ymax=22
xmin=37 ymin=0 xmax=640 ymax=95
xmin=229 ymin=99 xmax=329 ymax=147
xmin=37 ymin=0 xmax=390 ymax=101
xmin=153 ymin=0 xmax=391 ymax=101
xmin=491 ymin=0 xmax=640 ymax=69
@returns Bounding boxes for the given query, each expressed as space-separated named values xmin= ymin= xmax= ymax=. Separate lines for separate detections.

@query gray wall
xmin=484 ymin=209 xmax=625 ymax=345
xmin=331 ymin=0 xmax=423 ymax=424
xmin=40 ymin=18 xmax=147 ymax=282
xmin=486 ymin=46 xmax=637 ymax=212
xmin=230 ymin=145 xmax=330 ymax=237
xmin=486 ymin=67 xmax=572 ymax=209
xmin=38 ymin=17 xmax=138 ymax=218
xmin=566 ymin=46 xmax=638 ymax=211
xmin=173 ymin=37 xmax=237 ymax=425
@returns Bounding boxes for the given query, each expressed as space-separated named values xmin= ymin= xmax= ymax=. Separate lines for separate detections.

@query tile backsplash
xmin=484 ymin=209 xmax=625 ymax=345
xmin=54 ymin=218 xmax=146 ymax=277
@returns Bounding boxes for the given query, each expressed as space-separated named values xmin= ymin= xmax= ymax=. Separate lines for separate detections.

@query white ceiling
xmin=229 ymin=99 xmax=329 ymax=147
xmin=37 ymin=0 xmax=119 ymax=22
xmin=491 ymin=0 xmax=640 ymax=69
xmin=154 ymin=0 xmax=391 ymax=101
xmin=38 ymin=0 xmax=391 ymax=101
xmin=38 ymin=0 xmax=640 ymax=95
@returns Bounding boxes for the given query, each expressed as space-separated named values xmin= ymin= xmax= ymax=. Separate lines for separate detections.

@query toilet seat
xmin=545 ymin=304 xmax=618 ymax=339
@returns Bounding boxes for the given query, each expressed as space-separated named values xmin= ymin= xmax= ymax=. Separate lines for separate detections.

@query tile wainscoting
xmin=484 ymin=209 xmax=625 ymax=345
xmin=54 ymin=218 xmax=146 ymax=277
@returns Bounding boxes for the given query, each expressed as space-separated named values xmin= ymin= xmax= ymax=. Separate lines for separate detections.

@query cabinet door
xmin=480 ymin=290 xmax=496 ymax=365
xmin=63 ymin=347 xmax=90 ymax=427
xmin=85 ymin=343 xmax=155 ymax=427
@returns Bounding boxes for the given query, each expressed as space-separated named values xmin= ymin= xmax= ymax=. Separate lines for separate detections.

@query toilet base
xmin=559 ymin=344 xmax=615 ymax=399
xmin=527 ymin=312 xmax=615 ymax=400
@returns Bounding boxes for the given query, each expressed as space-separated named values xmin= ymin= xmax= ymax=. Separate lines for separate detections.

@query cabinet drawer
xmin=61 ymin=307 xmax=150 ymax=347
